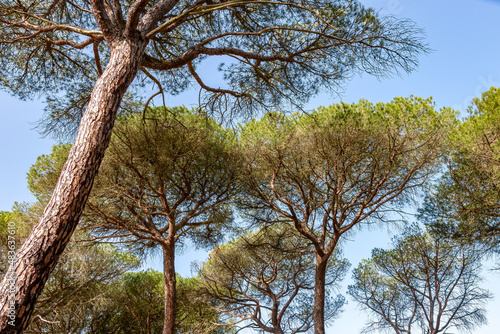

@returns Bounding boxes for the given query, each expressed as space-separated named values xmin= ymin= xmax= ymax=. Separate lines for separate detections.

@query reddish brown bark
xmin=0 ymin=37 xmax=147 ymax=333
xmin=162 ymin=228 xmax=176 ymax=334
xmin=313 ymin=255 xmax=328 ymax=334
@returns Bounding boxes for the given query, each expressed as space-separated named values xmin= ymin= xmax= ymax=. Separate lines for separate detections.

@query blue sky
xmin=1 ymin=0 xmax=500 ymax=332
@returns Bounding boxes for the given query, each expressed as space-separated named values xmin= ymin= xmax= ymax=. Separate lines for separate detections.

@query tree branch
xmin=93 ymin=41 xmax=103 ymax=76
xmin=112 ymin=0 xmax=125 ymax=27
xmin=126 ymin=0 xmax=152 ymax=37
xmin=0 ymin=14 xmax=102 ymax=39
xmin=187 ymin=61 xmax=247 ymax=98
xmin=138 ymin=0 xmax=183 ymax=36
xmin=90 ymin=0 xmax=116 ymax=38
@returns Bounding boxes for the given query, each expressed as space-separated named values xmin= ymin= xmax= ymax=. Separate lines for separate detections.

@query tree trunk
xmin=162 ymin=240 xmax=176 ymax=334
xmin=275 ymin=327 xmax=285 ymax=334
xmin=0 ymin=37 xmax=147 ymax=333
xmin=271 ymin=298 xmax=284 ymax=334
xmin=313 ymin=254 xmax=328 ymax=334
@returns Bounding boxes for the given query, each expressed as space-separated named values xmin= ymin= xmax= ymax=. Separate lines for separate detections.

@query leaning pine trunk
xmin=163 ymin=232 xmax=177 ymax=334
xmin=0 ymin=38 xmax=147 ymax=333
xmin=313 ymin=255 xmax=328 ymax=334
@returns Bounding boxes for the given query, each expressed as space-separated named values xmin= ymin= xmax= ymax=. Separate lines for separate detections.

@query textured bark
xmin=271 ymin=301 xmax=284 ymax=334
xmin=162 ymin=238 xmax=176 ymax=334
xmin=313 ymin=255 xmax=327 ymax=334
xmin=0 ymin=37 xmax=147 ymax=333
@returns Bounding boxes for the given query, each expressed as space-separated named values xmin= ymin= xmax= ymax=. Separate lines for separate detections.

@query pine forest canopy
xmin=237 ymin=96 xmax=457 ymax=333
xmin=26 ymin=107 xmax=238 ymax=334
xmin=0 ymin=0 xmax=428 ymax=332
xmin=16 ymin=98 xmax=458 ymax=334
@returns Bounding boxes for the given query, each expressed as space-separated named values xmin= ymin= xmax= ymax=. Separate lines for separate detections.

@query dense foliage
xmin=421 ymin=87 xmax=500 ymax=255
xmin=4 ymin=90 xmax=500 ymax=333
xmin=0 ymin=204 xmax=140 ymax=334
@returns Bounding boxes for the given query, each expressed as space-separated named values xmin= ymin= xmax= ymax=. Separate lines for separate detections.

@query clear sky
xmin=1 ymin=0 xmax=500 ymax=332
